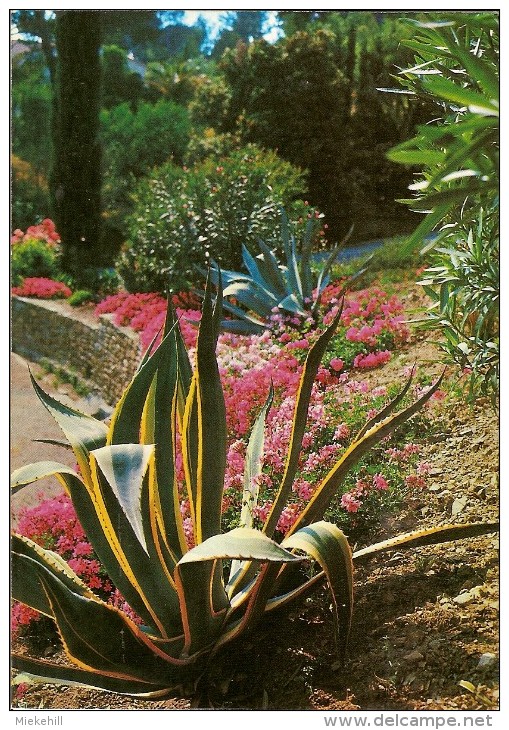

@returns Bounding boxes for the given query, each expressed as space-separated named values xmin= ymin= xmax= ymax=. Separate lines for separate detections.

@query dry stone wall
xmin=11 ymin=297 xmax=141 ymax=405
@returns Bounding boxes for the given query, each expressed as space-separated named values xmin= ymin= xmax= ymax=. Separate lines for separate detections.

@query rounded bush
xmin=11 ymin=239 xmax=61 ymax=286
xmin=117 ymin=145 xmax=307 ymax=293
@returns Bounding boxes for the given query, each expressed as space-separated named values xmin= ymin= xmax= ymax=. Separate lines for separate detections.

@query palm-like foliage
xmin=206 ymin=211 xmax=355 ymax=334
xmin=383 ymin=13 xmax=499 ymax=399
xmin=384 ymin=13 xmax=499 ymax=252
xmin=11 ymin=275 xmax=497 ymax=697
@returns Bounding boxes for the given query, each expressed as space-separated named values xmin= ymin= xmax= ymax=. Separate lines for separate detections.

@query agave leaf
xmin=32 ymin=559 xmax=185 ymax=681
xmin=11 ymin=460 xmax=79 ymax=495
xmin=353 ymin=521 xmax=499 ymax=563
xmin=240 ymin=386 xmax=274 ymax=530
xmin=88 ymin=448 xmax=183 ymax=638
xmin=263 ymin=306 xmax=343 ymax=537
xmin=145 ymin=347 xmax=189 ymax=561
xmin=229 ymin=388 xmax=276 ymax=583
xmin=354 ymin=365 xmax=417 ymax=441
xmin=282 ymin=521 xmax=353 ymax=661
xmin=188 ymin=277 xmax=227 ymax=544
xmin=92 ymin=444 xmax=154 ymax=554
xmin=218 ymin=316 xmax=266 ymax=335
xmin=181 ymin=527 xmax=303 ymax=566
xmin=107 ymin=318 xmax=179 ymax=446
xmin=29 ymin=372 xmax=108 ymax=480
xmin=180 ymin=276 xmax=230 ymax=650
xmin=278 ymin=293 xmax=307 ymax=316
xmin=254 ymin=238 xmax=288 ymax=298
xmin=299 ymin=218 xmax=318 ymax=301
xmin=241 ymin=243 xmax=274 ymax=294
xmin=11 ymin=534 xmax=95 ymax=617
xmin=11 ymin=656 xmax=177 ymax=697
xmin=223 ymin=280 xmax=278 ymax=317
xmin=32 ymin=438 xmax=72 ymax=449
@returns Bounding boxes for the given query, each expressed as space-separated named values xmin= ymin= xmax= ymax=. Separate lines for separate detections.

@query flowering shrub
xmin=11 ymin=219 xmax=60 ymax=248
xmin=11 ymin=221 xmax=62 ymax=286
xmin=12 ymin=277 xmax=72 ymax=299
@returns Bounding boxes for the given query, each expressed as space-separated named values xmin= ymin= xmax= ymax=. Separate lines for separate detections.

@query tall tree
xmin=51 ymin=10 xmax=103 ymax=277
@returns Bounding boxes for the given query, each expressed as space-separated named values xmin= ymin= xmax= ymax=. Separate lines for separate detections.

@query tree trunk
xmin=51 ymin=10 xmax=103 ymax=280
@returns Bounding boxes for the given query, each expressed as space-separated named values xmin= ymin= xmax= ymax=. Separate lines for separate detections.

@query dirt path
xmin=10 ymin=353 xmax=83 ymax=522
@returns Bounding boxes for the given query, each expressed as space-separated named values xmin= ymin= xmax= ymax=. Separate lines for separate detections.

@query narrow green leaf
xmin=353 ymin=522 xmax=499 ymax=563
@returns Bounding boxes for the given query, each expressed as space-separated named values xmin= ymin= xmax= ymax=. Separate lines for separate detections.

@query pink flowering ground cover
xmin=11 ymin=277 xmax=72 ymax=299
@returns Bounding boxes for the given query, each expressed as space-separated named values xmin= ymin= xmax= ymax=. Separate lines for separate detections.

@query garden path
xmin=10 ymin=352 xmax=81 ymax=523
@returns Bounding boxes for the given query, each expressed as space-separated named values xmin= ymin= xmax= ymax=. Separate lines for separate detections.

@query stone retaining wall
xmin=11 ymin=297 xmax=141 ymax=405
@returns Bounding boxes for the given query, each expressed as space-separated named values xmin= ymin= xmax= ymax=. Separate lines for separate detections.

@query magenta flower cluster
xmin=11 ymin=277 xmax=72 ymax=299
xmin=11 ymin=219 xmax=60 ymax=248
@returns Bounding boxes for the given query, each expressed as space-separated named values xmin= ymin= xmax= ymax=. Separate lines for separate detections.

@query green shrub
xmin=386 ymin=13 xmax=499 ymax=400
xmin=100 ymin=99 xmax=192 ymax=238
xmin=68 ymin=290 xmax=94 ymax=307
xmin=118 ymin=145 xmax=307 ymax=293
xmin=11 ymin=156 xmax=51 ymax=233
xmin=11 ymin=239 xmax=61 ymax=286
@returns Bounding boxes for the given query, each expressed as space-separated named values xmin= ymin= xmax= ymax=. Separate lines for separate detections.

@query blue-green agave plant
xmin=205 ymin=211 xmax=358 ymax=334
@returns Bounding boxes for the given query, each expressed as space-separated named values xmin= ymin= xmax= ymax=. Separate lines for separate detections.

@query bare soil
xmin=11 ymin=285 xmax=499 ymax=711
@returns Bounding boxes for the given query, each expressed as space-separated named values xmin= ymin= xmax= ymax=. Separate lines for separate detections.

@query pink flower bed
xmin=11 ymin=277 xmax=72 ymax=299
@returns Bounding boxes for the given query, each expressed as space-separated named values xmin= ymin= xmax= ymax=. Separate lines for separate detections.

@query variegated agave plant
xmin=11 ymin=275 xmax=497 ymax=698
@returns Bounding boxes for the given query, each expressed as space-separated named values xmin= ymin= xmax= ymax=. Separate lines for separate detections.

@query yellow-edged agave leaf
xmin=263 ymin=305 xmax=343 ymax=537
xmin=352 ymin=521 xmax=500 ymax=563
xmin=229 ymin=386 xmax=274 ymax=582
xmin=12 ymin=534 xmax=95 ymax=617
xmin=88 ymin=449 xmax=183 ymax=638
xmin=192 ymin=274 xmax=227 ymax=544
xmin=282 ymin=522 xmax=353 ymax=661
xmin=353 ymin=364 xmax=417 ymax=441
xmin=180 ymin=527 xmax=304 ymax=565
xmin=289 ymin=374 xmax=445 ymax=535
xmin=11 ymin=460 xmax=79 ymax=495
xmin=33 ymin=562 xmax=188 ymax=683
xmin=29 ymin=372 xmax=108 ymax=479
xmin=11 ymin=656 xmax=178 ymax=697
xmin=145 ymin=332 xmax=189 ymax=560
xmin=108 ymin=317 xmax=179 ymax=446
xmin=92 ymin=444 xmax=154 ymax=554
xmin=175 ymin=528 xmax=303 ymax=658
